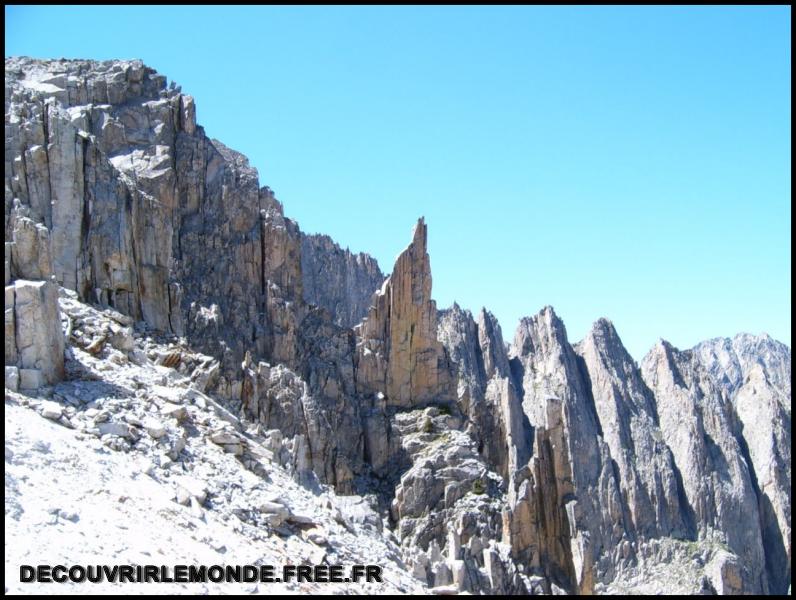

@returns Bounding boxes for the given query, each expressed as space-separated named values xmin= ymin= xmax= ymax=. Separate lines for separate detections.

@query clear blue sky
xmin=6 ymin=6 xmax=791 ymax=359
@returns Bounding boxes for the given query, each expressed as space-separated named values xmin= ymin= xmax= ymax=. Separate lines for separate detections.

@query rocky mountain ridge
xmin=5 ymin=57 xmax=791 ymax=595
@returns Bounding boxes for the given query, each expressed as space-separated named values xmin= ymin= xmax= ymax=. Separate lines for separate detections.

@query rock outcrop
xmin=437 ymin=304 xmax=529 ymax=481
xmin=6 ymin=211 xmax=65 ymax=389
xmin=241 ymin=355 xmax=365 ymax=494
xmin=6 ymin=278 xmax=64 ymax=388
xmin=389 ymin=406 xmax=525 ymax=594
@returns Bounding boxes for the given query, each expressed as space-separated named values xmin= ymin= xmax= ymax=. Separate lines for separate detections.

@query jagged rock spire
xmin=575 ymin=318 xmax=687 ymax=541
xmin=355 ymin=217 xmax=454 ymax=408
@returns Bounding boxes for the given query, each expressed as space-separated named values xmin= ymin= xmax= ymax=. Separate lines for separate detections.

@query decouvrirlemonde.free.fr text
xmin=20 ymin=564 xmax=383 ymax=584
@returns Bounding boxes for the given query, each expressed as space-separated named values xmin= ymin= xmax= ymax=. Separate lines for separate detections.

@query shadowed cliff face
xmin=639 ymin=341 xmax=771 ymax=593
xmin=300 ymin=232 xmax=385 ymax=329
xmin=575 ymin=319 xmax=687 ymax=542
xmin=5 ymin=57 xmax=791 ymax=595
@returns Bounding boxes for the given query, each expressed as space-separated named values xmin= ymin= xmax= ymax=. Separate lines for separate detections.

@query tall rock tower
xmin=355 ymin=218 xmax=454 ymax=408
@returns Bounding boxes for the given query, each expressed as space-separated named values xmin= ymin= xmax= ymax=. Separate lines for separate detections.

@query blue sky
xmin=6 ymin=6 xmax=791 ymax=359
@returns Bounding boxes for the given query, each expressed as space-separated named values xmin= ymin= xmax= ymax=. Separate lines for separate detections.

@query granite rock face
xmin=5 ymin=57 xmax=791 ymax=596
xmin=575 ymin=319 xmax=687 ymax=542
xmin=7 ymin=279 xmax=64 ymax=387
xmin=694 ymin=335 xmax=792 ymax=594
xmin=4 ymin=57 xmax=303 ymax=388
xmin=641 ymin=341 xmax=769 ymax=593
xmin=301 ymin=233 xmax=384 ymax=328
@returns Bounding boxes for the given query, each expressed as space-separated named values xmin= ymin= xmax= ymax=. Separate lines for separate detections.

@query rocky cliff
xmin=692 ymin=335 xmax=792 ymax=594
xmin=301 ymin=233 xmax=384 ymax=329
xmin=5 ymin=57 xmax=791 ymax=595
